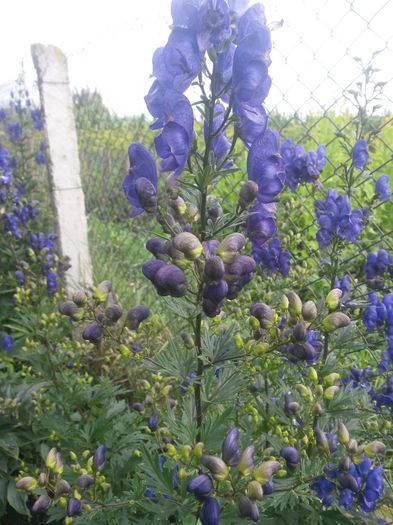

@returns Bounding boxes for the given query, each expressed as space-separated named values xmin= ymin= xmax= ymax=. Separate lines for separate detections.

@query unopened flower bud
xmin=324 ymin=385 xmax=339 ymax=400
xmin=217 ymin=233 xmax=246 ymax=262
xmin=16 ymin=476 xmax=38 ymax=491
xmin=173 ymin=232 xmax=203 ymax=260
xmin=253 ymin=461 xmax=280 ymax=484
xmin=325 ymin=373 xmax=340 ymax=386
xmin=314 ymin=428 xmax=329 ymax=453
xmin=246 ymin=480 xmax=263 ymax=500
xmin=292 ymin=323 xmax=307 ymax=342
xmin=146 ymin=238 xmax=166 ymax=259
xmin=239 ymin=181 xmax=258 ymax=209
xmin=127 ymin=305 xmax=150 ymax=330
xmin=142 ymin=259 xmax=166 ymax=280
xmin=132 ymin=402 xmax=144 ymax=412
xmin=339 ymin=457 xmax=352 ymax=471
xmin=238 ymin=445 xmax=255 ymax=476
xmin=153 ymin=264 xmax=187 ymax=297
xmin=364 ymin=441 xmax=386 ymax=456
xmin=322 ymin=312 xmax=350 ymax=332
xmin=313 ymin=403 xmax=324 ymax=416
xmin=67 ymin=497 xmax=82 ymax=517
xmin=280 ymin=446 xmax=300 ymax=469
xmin=58 ymin=300 xmax=79 ymax=318
xmin=194 ymin=442 xmax=204 ymax=459
xmin=302 ymin=300 xmax=317 ymax=321
xmin=308 ymin=367 xmax=318 ymax=383
xmin=72 ymin=291 xmax=87 ymax=306
xmin=187 ymin=474 xmax=213 ymax=500
xmin=93 ymin=444 xmax=106 ymax=471
xmin=77 ymin=474 xmax=94 ymax=490
xmin=281 ymin=294 xmax=289 ymax=310
xmin=238 ymin=496 xmax=259 ymax=522
xmin=201 ymin=455 xmax=229 ymax=481
xmin=347 ymin=439 xmax=358 ymax=454
xmin=287 ymin=292 xmax=302 ymax=317
xmin=295 ymin=384 xmax=312 ymax=401
xmin=250 ymin=303 xmax=274 ymax=329
xmin=82 ymin=323 xmax=103 ymax=344
xmin=222 ymin=427 xmax=240 ymax=466
xmin=181 ymin=331 xmax=194 ymax=348
xmin=32 ymin=494 xmax=51 ymax=513
xmin=204 ymin=256 xmax=225 ymax=282
xmin=338 ymin=423 xmax=350 ymax=445
xmin=170 ymin=196 xmax=187 ymax=216
xmin=105 ymin=304 xmax=123 ymax=322
xmin=326 ymin=288 xmax=343 ymax=311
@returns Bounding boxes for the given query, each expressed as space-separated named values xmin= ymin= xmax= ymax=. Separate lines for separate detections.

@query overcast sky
xmin=2 ymin=0 xmax=393 ymax=116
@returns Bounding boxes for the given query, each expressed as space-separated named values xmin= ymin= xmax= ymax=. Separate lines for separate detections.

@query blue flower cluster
xmin=314 ymin=188 xmax=365 ymax=248
xmin=311 ymin=456 xmax=384 ymax=513
xmin=364 ymin=249 xmax=393 ymax=281
xmin=281 ymin=139 xmax=326 ymax=191
xmin=252 ymin=237 xmax=290 ymax=277
xmin=375 ymin=174 xmax=391 ymax=202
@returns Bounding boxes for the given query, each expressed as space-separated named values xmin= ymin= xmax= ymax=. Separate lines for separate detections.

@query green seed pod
xmin=326 ymin=288 xmax=343 ymax=311
xmin=322 ymin=312 xmax=351 ymax=332
xmin=338 ymin=422 xmax=350 ymax=445
xmin=287 ymin=292 xmax=302 ymax=317
xmin=173 ymin=232 xmax=203 ymax=260
xmin=246 ymin=480 xmax=263 ymax=501
xmin=302 ymin=300 xmax=317 ymax=321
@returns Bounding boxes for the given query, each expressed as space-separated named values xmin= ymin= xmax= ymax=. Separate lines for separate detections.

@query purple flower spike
xmin=222 ymin=427 xmax=240 ymax=466
xmin=123 ymin=143 xmax=157 ymax=217
xmin=352 ymin=139 xmax=368 ymax=171
xmin=200 ymin=497 xmax=221 ymax=525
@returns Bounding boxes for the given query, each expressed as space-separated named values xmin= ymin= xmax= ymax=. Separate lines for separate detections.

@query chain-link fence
xmin=64 ymin=0 xmax=393 ymax=305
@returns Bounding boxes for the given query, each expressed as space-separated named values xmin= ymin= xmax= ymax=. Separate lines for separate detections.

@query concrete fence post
xmin=31 ymin=43 xmax=93 ymax=294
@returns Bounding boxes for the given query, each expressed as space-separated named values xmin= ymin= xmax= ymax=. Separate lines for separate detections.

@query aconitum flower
xmin=7 ymin=122 xmax=22 ymax=143
xmin=197 ymin=0 xmax=231 ymax=52
xmin=31 ymin=108 xmax=43 ymax=130
xmin=1 ymin=335 xmax=13 ymax=353
xmin=46 ymin=271 xmax=58 ymax=295
xmin=82 ymin=323 xmax=103 ymax=344
xmin=204 ymin=104 xmax=230 ymax=162
xmin=314 ymin=188 xmax=365 ymax=247
xmin=364 ymin=249 xmax=392 ymax=280
xmin=15 ymin=270 xmax=25 ymax=287
xmin=93 ymin=444 xmax=106 ymax=471
xmin=200 ymin=496 xmax=221 ymax=525
xmin=247 ymin=129 xmax=285 ymax=203
xmin=123 ymin=143 xmax=157 ymax=217
xmin=310 ymin=476 xmax=335 ymax=506
xmin=352 ymin=139 xmax=368 ymax=171
xmin=32 ymin=494 xmax=51 ymax=513
xmin=281 ymin=139 xmax=326 ymax=190
xmin=67 ymin=497 xmax=82 ymax=517
xmin=155 ymin=121 xmax=192 ymax=179
xmin=153 ymin=264 xmax=188 ymax=297
xmin=375 ymin=174 xmax=391 ymax=201
xmin=252 ymin=237 xmax=290 ymax=276
xmin=333 ymin=275 xmax=351 ymax=295
xmin=222 ymin=427 xmax=240 ymax=466
xmin=187 ymin=474 xmax=213 ymax=501
xmin=127 ymin=305 xmax=150 ymax=330
xmin=280 ymin=446 xmax=300 ymax=469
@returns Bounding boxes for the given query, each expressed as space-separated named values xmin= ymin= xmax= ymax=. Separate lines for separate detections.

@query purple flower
xmin=352 ymin=139 xmax=368 ymax=171
xmin=247 ymin=203 xmax=277 ymax=253
xmin=238 ymin=495 xmax=259 ymax=522
xmin=204 ymin=104 xmax=230 ymax=161
xmin=152 ymin=28 xmax=201 ymax=93
xmin=148 ymin=413 xmax=158 ymax=432
xmin=152 ymin=264 xmax=187 ymax=297
xmin=280 ymin=446 xmax=300 ymax=469
xmin=7 ymin=122 xmax=22 ymax=143
xmin=82 ymin=323 xmax=103 ymax=344
xmin=339 ymin=488 xmax=354 ymax=511
xmin=123 ymin=143 xmax=157 ymax=217
xmin=247 ymin=130 xmax=285 ymax=203
xmin=15 ymin=270 xmax=25 ymax=287
xmin=127 ymin=305 xmax=150 ymax=330
xmin=32 ymin=494 xmax=51 ymax=513
xmin=187 ymin=474 xmax=213 ymax=500
xmin=1 ymin=335 xmax=13 ymax=353
xmin=310 ymin=476 xmax=335 ymax=506
xmin=375 ymin=174 xmax=391 ymax=202
xmin=46 ymin=271 xmax=58 ymax=295
xmin=236 ymin=3 xmax=266 ymax=42
xmin=197 ymin=0 xmax=231 ymax=52
xmin=282 ymin=139 xmax=325 ymax=190
xmin=155 ymin=121 xmax=192 ymax=179
xmin=31 ymin=108 xmax=43 ymax=130
xmin=253 ymin=237 xmax=290 ymax=277
xmin=200 ymin=497 xmax=221 ymax=525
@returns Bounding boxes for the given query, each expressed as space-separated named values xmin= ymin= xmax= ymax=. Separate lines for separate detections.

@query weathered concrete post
xmin=31 ymin=44 xmax=93 ymax=293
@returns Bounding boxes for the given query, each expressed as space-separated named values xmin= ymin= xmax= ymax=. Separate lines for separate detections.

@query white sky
xmin=1 ymin=0 xmax=393 ymax=116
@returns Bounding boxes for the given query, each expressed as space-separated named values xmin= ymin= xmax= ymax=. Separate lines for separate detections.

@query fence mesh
xmin=64 ymin=0 xmax=393 ymax=308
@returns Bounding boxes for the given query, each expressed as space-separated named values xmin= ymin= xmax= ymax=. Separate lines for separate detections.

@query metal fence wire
xmin=67 ymin=0 xmax=393 ymax=305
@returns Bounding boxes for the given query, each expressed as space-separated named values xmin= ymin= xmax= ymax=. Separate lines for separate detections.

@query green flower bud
xmin=338 ymin=423 xmax=350 ymax=445
xmin=324 ymin=385 xmax=340 ymax=400
xmin=314 ymin=428 xmax=329 ymax=453
xmin=181 ymin=445 xmax=192 ymax=461
xmin=295 ymin=384 xmax=312 ymax=401
xmin=253 ymin=460 xmax=280 ymax=484
xmin=313 ymin=403 xmax=324 ymax=416
xmin=315 ymin=384 xmax=324 ymax=397
xmin=246 ymin=480 xmax=263 ymax=501
xmin=308 ymin=367 xmax=318 ymax=383
xmin=217 ymin=233 xmax=246 ymax=262
xmin=325 ymin=373 xmax=340 ymax=386
xmin=194 ymin=442 xmax=204 ymax=459
xmin=45 ymin=448 xmax=58 ymax=470
xmin=364 ymin=441 xmax=386 ymax=456
xmin=239 ymin=181 xmax=258 ymax=209
xmin=281 ymin=294 xmax=289 ymax=311
xmin=322 ymin=312 xmax=350 ymax=332
xmin=326 ymin=288 xmax=343 ymax=311
xmin=16 ymin=476 xmax=38 ymax=491
xmin=234 ymin=334 xmax=243 ymax=349
xmin=58 ymin=301 xmax=79 ymax=318
xmin=302 ymin=300 xmax=317 ymax=321
xmin=173 ymin=232 xmax=203 ymax=260
xmin=347 ymin=439 xmax=358 ymax=454
xmin=238 ymin=445 xmax=255 ymax=476
xmin=287 ymin=292 xmax=302 ymax=317
xmin=170 ymin=196 xmax=187 ymax=216
xmin=201 ymin=455 xmax=229 ymax=481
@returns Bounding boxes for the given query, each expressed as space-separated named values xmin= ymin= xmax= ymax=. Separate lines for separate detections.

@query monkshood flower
xmin=127 ymin=305 xmax=150 ymax=330
xmin=247 ymin=129 xmax=285 ymax=203
xmin=1 ymin=335 xmax=13 ymax=353
xmin=7 ymin=122 xmax=22 ymax=144
xmin=93 ymin=444 xmax=106 ymax=471
xmin=222 ymin=427 xmax=240 ymax=466
xmin=200 ymin=496 xmax=221 ymax=525
xmin=152 ymin=28 xmax=201 ymax=93
xmin=67 ymin=497 xmax=82 ymax=517
xmin=281 ymin=139 xmax=326 ymax=190
xmin=31 ymin=108 xmax=43 ymax=130
xmin=15 ymin=270 xmax=25 ymax=287
xmin=342 ymin=365 xmax=372 ymax=389
xmin=32 ymin=494 xmax=51 ymax=513
xmin=187 ymin=474 xmax=213 ymax=501
xmin=375 ymin=174 xmax=391 ymax=201
xmin=238 ymin=495 xmax=259 ymax=522
xmin=46 ymin=271 xmax=58 ymax=295
xmin=204 ymin=104 xmax=231 ymax=162
xmin=352 ymin=139 xmax=368 ymax=171
xmin=247 ymin=203 xmax=277 ymax=251
xmin=365 ymin=249 xmax=392 ymax=280
xmin=333 ymin=275 xmax=351 ymax=295
xmin=82 ymin=323 xmax=103 ymax=344
xmin=35 ymin=141 xmax=46 ymax=165
xmin=29 ymin=232 xmax=57 ymax=252
xmin=235 ymin=3 xmax=266 ymax=42
xmin=378 ymin=337 xmax=393 ymax=373
xmin=197 ymin=0 xmax=231 ymax=52
xmin=310 ymin=476 xmax=335 ymax=506
xmin=252 ymin=237 xmax=291 ymax=276
xmin=373 ymin=375 xmax=393 ymax=414
xmin=280 ymin=446 xmax=300 ymax=469
xmin=314 ymin=188 xmax=365 ymax=248
xmin=123 ymin=143 xmax=158 ymax=217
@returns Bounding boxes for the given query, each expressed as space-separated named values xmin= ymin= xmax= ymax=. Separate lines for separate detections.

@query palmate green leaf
xmin=200 ymin=405 xmax=235 ymax=449
xmin=144 ymin=336 xmax=196 ymax=380
xmin=201 ymin=325 xmax=244 ymax=365
xmin=161 ymin=296 xmax=201 ymax=319
xmin=204 ymin=366 xmax=247 ymax=406
xmin=164 ymin=396 xmax=198 ymax=443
